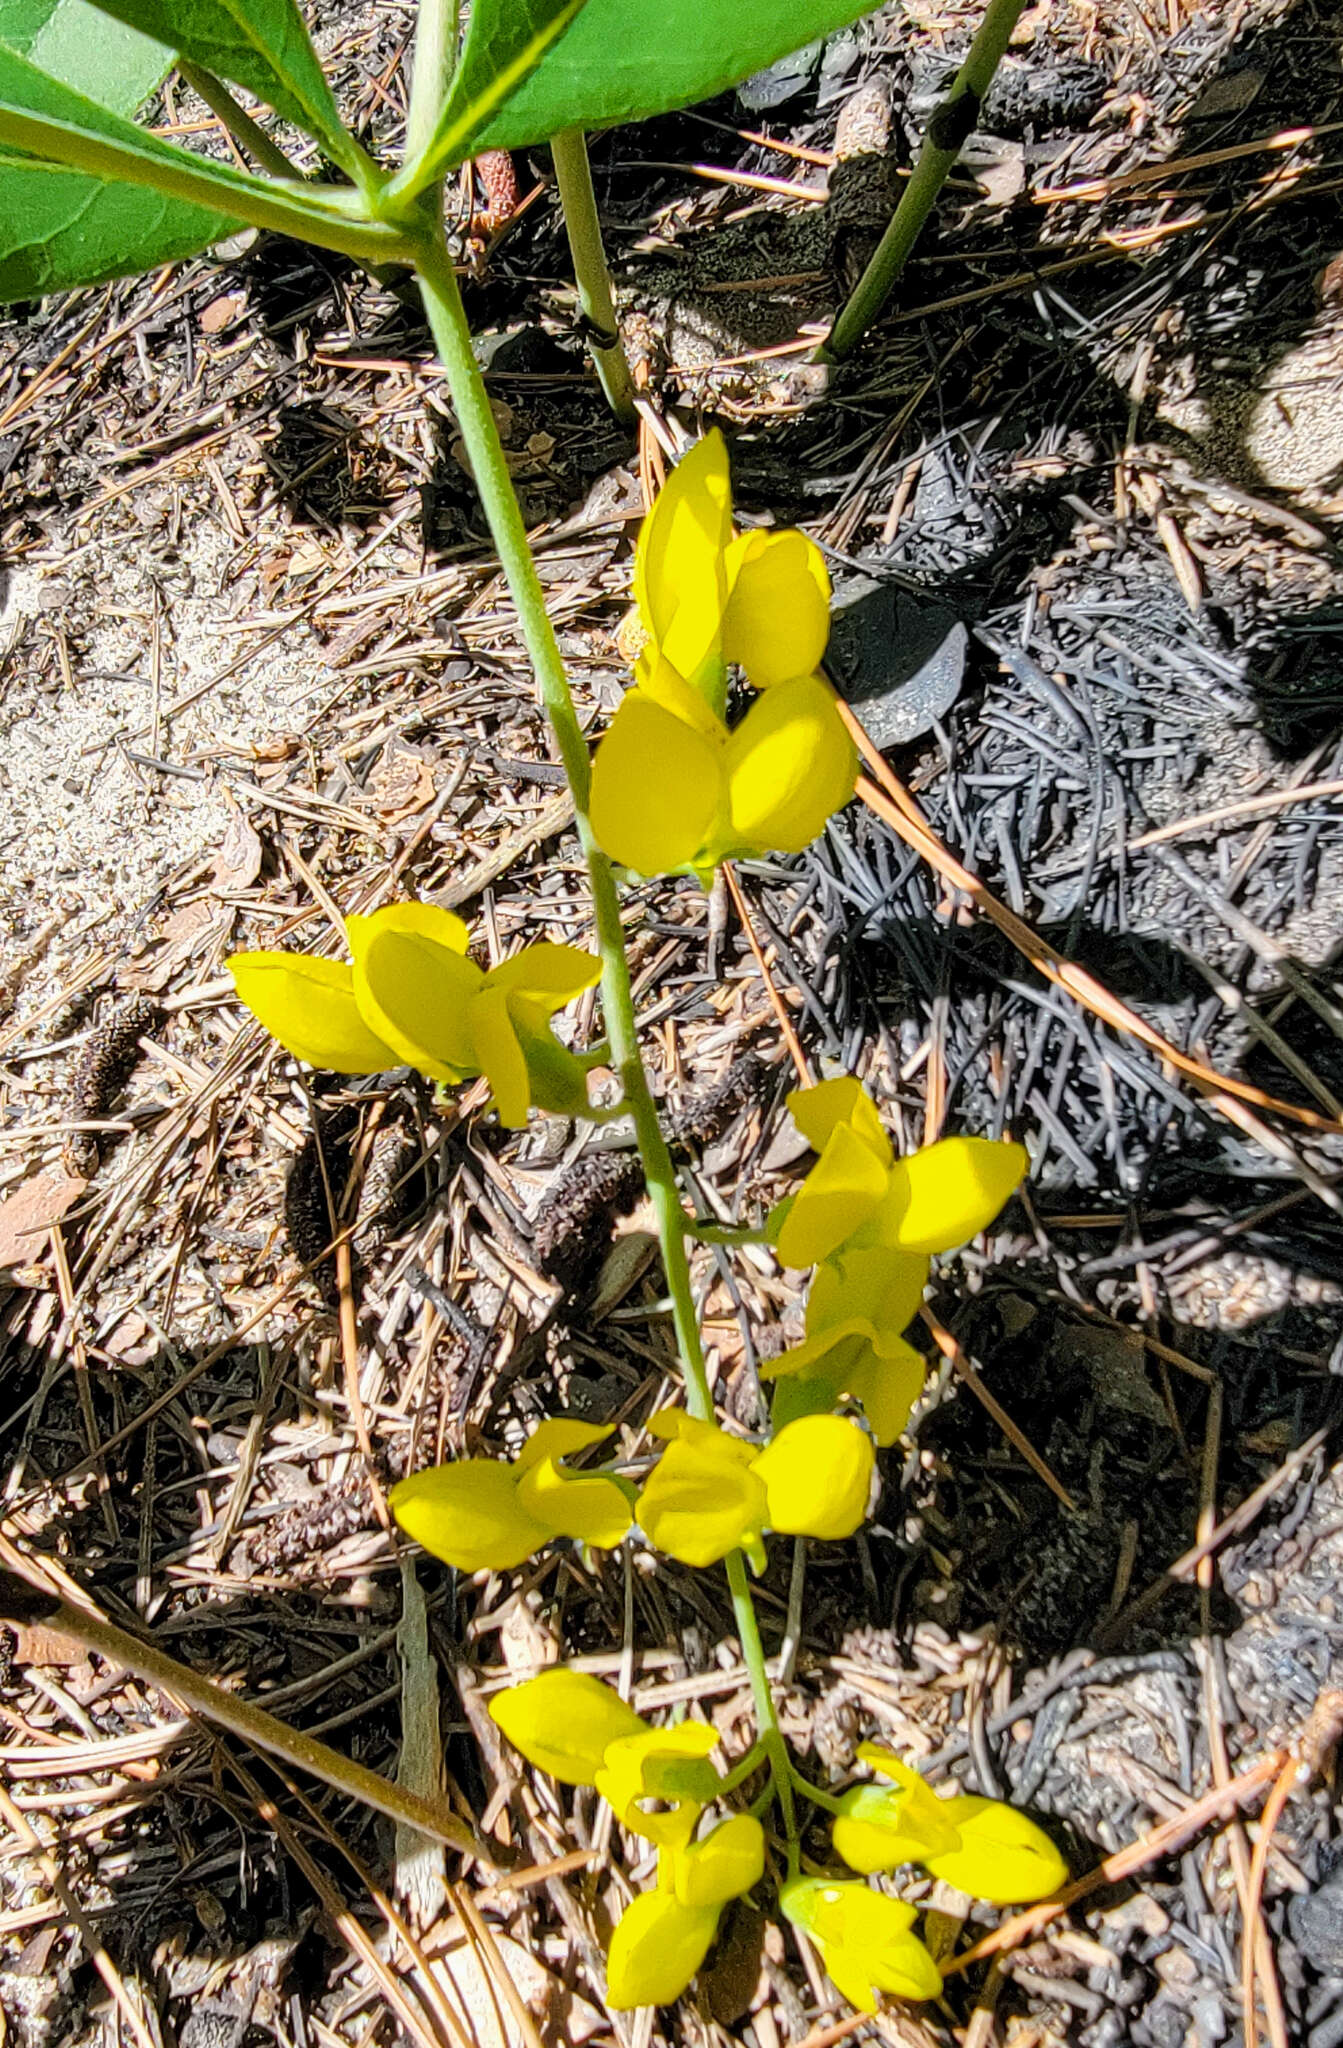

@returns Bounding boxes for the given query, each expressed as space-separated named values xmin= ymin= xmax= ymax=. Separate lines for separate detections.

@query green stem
xmin=551 ymin=129 xmax=637 ymax=423
xmin=819 ymin=0 xmax=1028 ymax=361
xmin=178 ymin=61 xmax=303 ymax=181
xmin=726 ymin=1549 xmax=798 ymax=1869
xmin=413 ymin=231 xmax=709 ymax=1420
xmin=406 ymin=0 xmax=460 ymax=167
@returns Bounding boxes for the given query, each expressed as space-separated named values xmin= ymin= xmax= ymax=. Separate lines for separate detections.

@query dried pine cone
xmin=63 ymin=995 xmax=162 ymax=1176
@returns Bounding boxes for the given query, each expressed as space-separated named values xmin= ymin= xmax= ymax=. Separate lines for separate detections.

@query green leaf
xmin=81 ymin=0 xmax=360 ymax=176
xmin=390 ymin=0 xmax=585 ymax=199
xmin=0 ymin=42 xmax=408 ymax=298
xmin=469 ymin=0 xmax=883 ymax=151
xmin=1 ymin=0 xmax=169 ymax=112
xmin=0 ymin=3 xmax=228 ymax=298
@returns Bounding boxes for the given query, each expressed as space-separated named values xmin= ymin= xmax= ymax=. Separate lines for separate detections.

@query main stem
xmin=414 ymin=231 xmax=710 ymax=1421
xmin=550 ymin=130 xmax=637 ymax=424
xmin=416 ymin=225 xmax=795 ymax=1851
xmin=819 ymin=0 xmax=1028 ymax=360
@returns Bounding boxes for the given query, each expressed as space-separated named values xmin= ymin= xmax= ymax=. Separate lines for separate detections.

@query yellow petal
xmin=847 ymin=1340 xmax=926 ymax=1447
xmin=722 ymin=527 xmax=830 ymax=688
xmin=873 ymin=1137 xmax=1030 ymax=1255
xmin=806 ymin=1247 xmax=930 ymax=1340
xmin=389 ymin=1460 xmax=549 ymax=1573
xmin=489 ymin=1668 xmax=646 ymax=1786
xmin=832 ymin=1785 xmax=948 ymax=1875
xmin=590 ymin=691 xmax=726 ymax=876
xmin=516 ymin=1458 xmax=632 ymax=1549
xmin=634 ymin=429 xmax=733 ymax=683
xmin=354 ymin=901 xmax=471 ymax=953
xmin=754 ymin=1415 xmax=874 ymax=1540
xmin=646 ymin=1410 xmax=756 ymax=1463
xmin=636 ymin=1435 xmax=768 ymax=1569
xmin=922 ymin=1796 xmax=1067 ymax=1904
xmin=469 ymin=983 xmax=531 ymax=1127
xmin=774 ymin=1122 xmax=890 ymax=1269
xmin=851 ymin=1749 xmax=963 ymax=1853
xmin=606 ymin=1890 xmax=720 ymax=2008
xmin=227 ymin=952 xmax=397 ymax=1073
xmin=725 ymin=675 xmax=856 ymax=854
xmin=671 ymin=1814 xmax=766 ymax=1909
xmin=597 ymin=1723 xmax=721 ymax=1843
xmin=786 ymin=1076 xmax=892 ymax=1168
xmin=485 ymin=942 xmax=602 ymax=1011
xmin=514 ymin=1419 xmax=614 ymax=1476
xmin=348 ymin=914 xmax=481 ymax=1081
xmin=638 ymin=650 xmax=727 ymax=736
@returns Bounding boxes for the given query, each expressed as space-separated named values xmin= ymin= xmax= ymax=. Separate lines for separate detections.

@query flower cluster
xmin=490 ymin=1670 xmax=765 ymax=2008
xmin=390 ymin=1407 xmax=874 ymax=1577
xmin=763 ymin=1078 xmax=1028 ymax=1444
xmin=228 ymin=903 xmax=600 ymax=1127
xmin=589 ymin=431 xmax=856 ymax=881
xmin=489 ymin=1671 xmax=1064 ymax=2013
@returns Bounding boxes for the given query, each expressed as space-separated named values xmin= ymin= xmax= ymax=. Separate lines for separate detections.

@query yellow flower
xmin=761 ymin=1245 xmax=930 ymax=1447
xmin=228 ymin=904 xmax=600 ymax=1127
xmin=772 ymin=1077 xmax=1029 ymax=1269
xmin=488 ymin=1668 xmax=645 ymax=1785
xmin=780 ymin=1877 xmax=943 ymax=2011
xmin=390 ymin=1419 xmax=632 ymax=1574
xmin=590 ymin=429 xmax=855 ymax=880
xmin=606 ymin=1814 xmax=766 ymax=2008
xmin=834 ymin=1746 xmax=1067 ymax=1905
xmin=590 ymin=666 xmax=855 ymax=882
xmin=596 ymin=1721 xmax=722 ymax=1848
xmin=635 ymin=1412 xmax=769 ymax=1572
xmin=635 ymin=1410 xmax=876 ymax=1567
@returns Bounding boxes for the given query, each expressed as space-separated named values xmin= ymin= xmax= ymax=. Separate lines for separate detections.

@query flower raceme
xmin=228 ymin=903 xmax=600 ymax=1128
xmin=763 ymin=1079 xmax=1029 ymax=1444
xmin=832 ymin=1745 xmax=1067 ymax=1905
xmin=389 ymin=1420 xmax=632 ymax=1573
xmin=488 ymin=1671 xmax=765 ymax=2008
xmin=589 ymin=431 xmax=857 ymax=880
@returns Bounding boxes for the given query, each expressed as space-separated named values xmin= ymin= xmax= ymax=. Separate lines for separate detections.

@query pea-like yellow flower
xmin=635 ymin=1411 xmax=769 ymax=1572
xmin=635 ymin=1410 xmax=875 ymax=1571
xmin=607 ymin=1814 xmax=766 ymax=2008
xmin=596 ymin=1721 xmax=723 ymax=1849
xmin=488 ymin=1668 xmax=646 ymax=1785
xmin=771 ymin=1077 xmax=1030 ymax=1271
xmin=833 ymin=1745 xmax=1067 ymax=1905
xmin=761 ymin=1245 xmax=930 ymax=1447
xmin=780 ymin=1877 xmax=943 ymax=2011
xmin=589 ymin=430 xmax=856 ymax=879
xmin=390 ymin=1419 xmax=632 ymax=1574
xmin=228 ymin=904 xmax=600 ymax=1128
